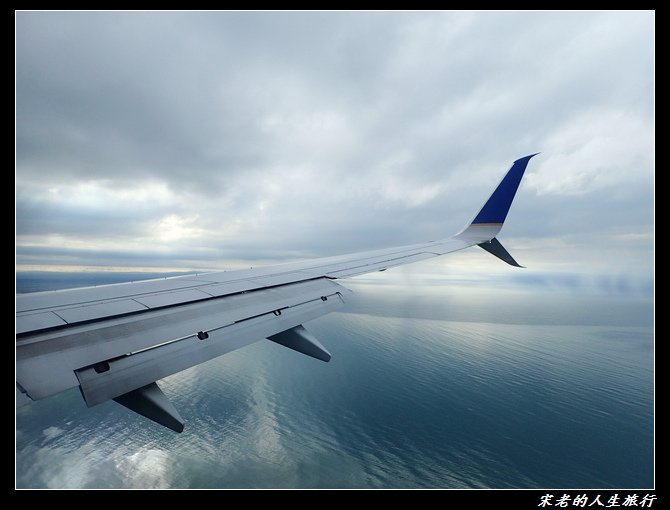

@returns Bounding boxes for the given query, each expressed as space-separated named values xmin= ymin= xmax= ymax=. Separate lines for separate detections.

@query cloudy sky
xmin=15 ymin=11 xmax=654 ymax=293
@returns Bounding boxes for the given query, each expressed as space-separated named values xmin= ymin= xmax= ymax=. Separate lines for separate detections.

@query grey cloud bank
xmin=16 ymin=11 xmax=653 ymax=293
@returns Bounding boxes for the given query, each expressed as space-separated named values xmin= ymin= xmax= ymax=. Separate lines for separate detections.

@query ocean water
xmin=15 ymin=273 xmax=654 ymax=489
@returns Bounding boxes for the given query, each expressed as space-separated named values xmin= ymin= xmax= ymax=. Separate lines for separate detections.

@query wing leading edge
xmin=16 ymin=154 xmax=537 ymax=432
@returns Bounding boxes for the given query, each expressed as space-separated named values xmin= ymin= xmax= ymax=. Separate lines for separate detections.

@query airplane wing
xmin=16 ymin=154 xmax=537 ymax=432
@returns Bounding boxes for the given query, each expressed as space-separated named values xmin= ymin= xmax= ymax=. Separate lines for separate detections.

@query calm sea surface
xmin=16 ymin=272 xmax=654 ymax=488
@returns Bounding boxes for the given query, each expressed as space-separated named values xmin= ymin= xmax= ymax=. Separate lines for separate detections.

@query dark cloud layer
xmin=16 ymin=11 xmax=653 ymax=286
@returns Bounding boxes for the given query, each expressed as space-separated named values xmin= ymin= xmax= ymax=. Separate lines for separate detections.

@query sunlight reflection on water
xmin=16 ymin=275 xmax=653 ymax=488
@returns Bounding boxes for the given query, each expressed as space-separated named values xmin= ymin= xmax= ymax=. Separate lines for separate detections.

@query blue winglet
xmin=470 ymin=153 xmax=538 ymax=225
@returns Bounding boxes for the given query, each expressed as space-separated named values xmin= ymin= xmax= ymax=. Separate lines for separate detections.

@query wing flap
xmin=18 ymin=278 xmax=347 ymax=404
xmin=75 ymin=284 xmax=345 ymax=406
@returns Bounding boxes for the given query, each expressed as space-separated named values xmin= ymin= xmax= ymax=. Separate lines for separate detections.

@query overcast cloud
xmin=15 ymin=11 xmax=654 ymax=293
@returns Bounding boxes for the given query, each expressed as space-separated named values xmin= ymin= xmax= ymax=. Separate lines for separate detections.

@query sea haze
xmin=16 ymin=272 xmax=653 ymax=489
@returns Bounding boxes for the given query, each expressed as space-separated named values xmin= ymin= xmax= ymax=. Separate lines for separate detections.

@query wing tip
xmin=469 ymin=153 xmax=538 ymax=227
xmin=478 ymin=238 xmax=525 ymax=268
xmin=515 ymin=152 xmax=540 ymax=164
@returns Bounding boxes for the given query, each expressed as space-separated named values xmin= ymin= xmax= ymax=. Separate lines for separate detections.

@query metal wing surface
xmin=16 ymin=154 xmax=537 ymax=432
